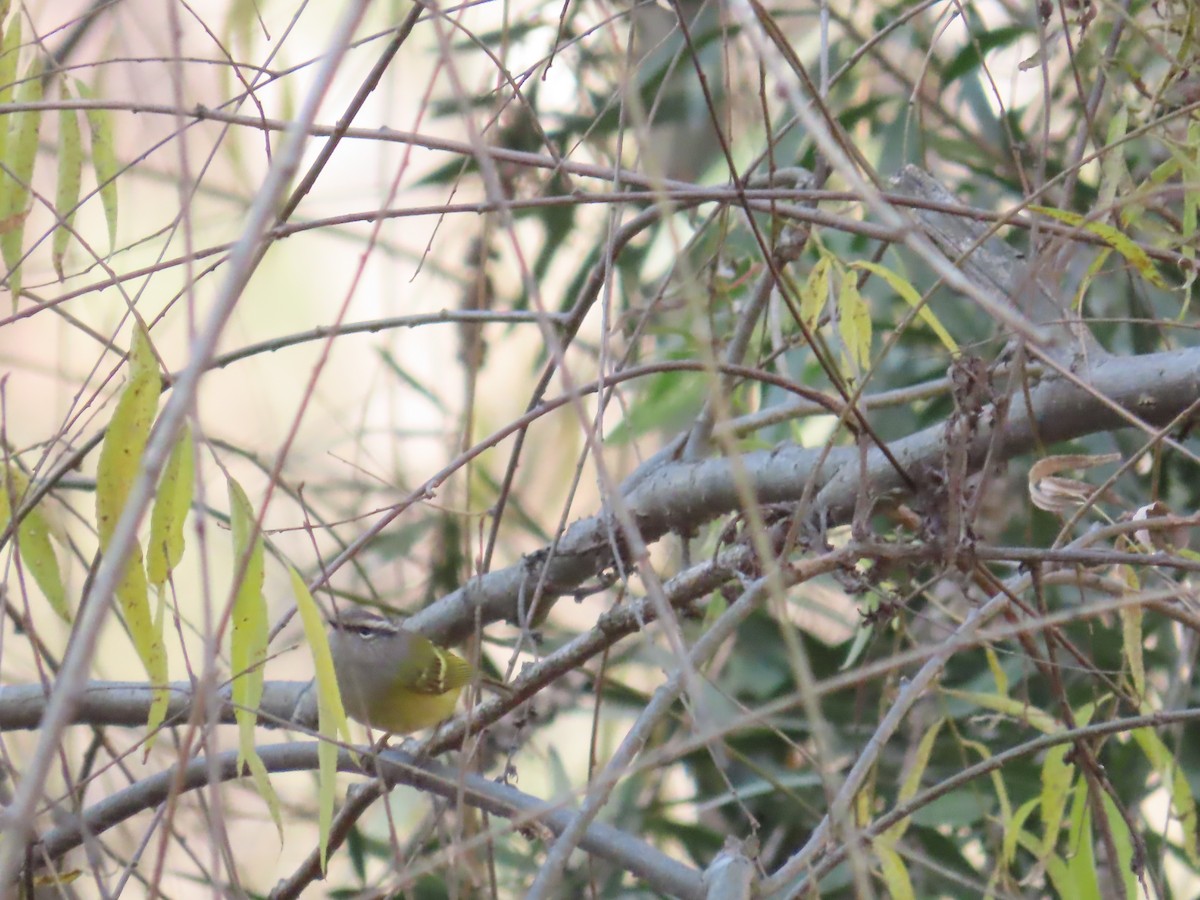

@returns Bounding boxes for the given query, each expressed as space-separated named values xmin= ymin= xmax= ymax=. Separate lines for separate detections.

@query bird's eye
xmin=352 ymin=626 xmax=378 ymax=639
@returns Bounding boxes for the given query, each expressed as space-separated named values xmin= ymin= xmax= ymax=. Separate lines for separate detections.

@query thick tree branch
xmin=414 ymin=346 xmax=1200 ymax=644
xmin=33 ymin=742 xmax=706 ymax=900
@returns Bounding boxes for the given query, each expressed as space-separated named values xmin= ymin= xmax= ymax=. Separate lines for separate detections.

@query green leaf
xmin=76 ymin=80 xmax=118 ymax=253
xmin=1004 ymin=796 xmax=1039 ymax=867
xmin=228 ymin=477 xmax=281 ymax=838
xmin=1120 ymin=604 xmax=1144 ymax=698
xmin=95 ymin=327 xmax=167 ymax=739
xmin=0 ymin=465 xmax=68 ymax=620
xmin=1100 ymin=791 xmax=1139 ymax=899
xmin=96 ymin=328 xmax=160 ymax=544
xmin=605 ymin=366 xmax=707 ymax=444
xmin=146 ymin=426 xmax=194 ymax=589
xmin=1132 ymin=727 xmax=1199 ymax=865
xmin=0 ymin=57 xmax=42 ymax=302
xmin=941 ymin=25 xmax=1027 ymax=84
xmin=118 ymin=547 xmax=168 ymax=745
xmin=291 ymin=566 xmax=352 ymax=872
xmin=52 ymin=81 xmax=83 ymax=281
xmin=0 ymin=15 xmax=21 ymax=172
xmin=1097 ymin=103 xmax=1129 ymax=216
xmin=1064 ymin=782 xmax=1100 ymax=900
xmin=1038 ymin=746 xmax=1073 ymax=858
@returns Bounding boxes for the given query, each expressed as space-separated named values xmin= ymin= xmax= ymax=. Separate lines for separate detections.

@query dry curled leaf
xmin=1028 ymin=453 xmax=1120 ymax=514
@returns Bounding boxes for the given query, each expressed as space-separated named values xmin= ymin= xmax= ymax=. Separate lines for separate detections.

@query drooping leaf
xmin=837 ymin=274 xmax=871 ymax=375
xmin=75 ymin=80 xmax=118 ymax=253
xmin=1063 ymin=782 xmax=1100 ymax=900
xmin=115 ymin=545 xmax=168 ymax=748
xmin=985 ymin=647 xmax=1008 ymax=697
xmin=96 ymin=328 xmax=160 ymax=544
xmin=801 ymin=254 xmax=832 ymax=330
xmin=228 ymin=477 xmax=281 ymax=838
xmin=95 ymin=327 xmax=167 ymax=738
xmin=879 ymin=716 xmax=943 ymax=874
xmin=0 ymin=57 xmax=43 ymax=302
xmin=1097 ymin=103 xmax=1130 ymax=216
xmin=850 ymin=260 xmax=958 ymax=354
xmin=1032 ymin=205 xmax=1166 ymax=290
xmin=52 ymin=81 xmax=84 ymax=281
xmin=897 ymin=718 xmax=942 ymax=807
xmin=0 ymin=18 xmax=20 ymax=258
xmin=0 ymin=465 xmax=68 ymax=620
xmin=229 ymin=477 xmax=267 ymax=734
xmin=1100 ymin=792 xmax=1139 ymax=899
xmin=1004 ymin=797 xmax=1040 ymax=867
xmin=1120 ymin=599 xmax=1145 ymax=699
xmin=1132 ymin=727 xmax=1200 ymax=865
xmin=942 ymin=688 xmax=1058 ymax=733
xmin=1038 ymin=745 xmax=1073 ymax=858
xmin=874 ymin=841 xmax=914 ymax=900
xmin=146 ymin=426 xmax=194 ymax=589
xmin=291 ymin=566 xmax=352 ymax=871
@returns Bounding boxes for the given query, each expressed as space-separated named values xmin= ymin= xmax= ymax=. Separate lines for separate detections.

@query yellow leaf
xmin=897 ymin=718 xmax=942 ymax=806
xmin=881 ymin=718 xmax=944 ymax=846
xmin=801 ymin=254 xmax=831 ymax=330
xmin=52 ymin=80 xmax=83 ymax=281
xmin=291 ymin=566 xmax=351 ymax=872
xmin=30 ymin=868 xmax=81 ymax=889
xmin=1032 ymin=205 xmax=1167 ymax=289
xmin=1072 ymin=246 xmax=1112 ymax=312
xmin=76 ymin=80 xmax=118 ymax=253
xmin=985 ymin=647 xmax=1007 ymax=698
xmin=837 ymin=274 xmax=871 ymax=374
xmin=874 ymin=841 xmax=914 ymax=900
xmin=851 ymin=260 xmax=959 ymax=354
xmin=241 ymin=743 xmax=283 ymax=839
xmin=146 ymin=426 xmax=194 ymax=588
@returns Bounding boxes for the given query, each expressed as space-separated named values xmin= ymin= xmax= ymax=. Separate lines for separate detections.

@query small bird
xmin=326 ymin=607 xmax=474 ymax=735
